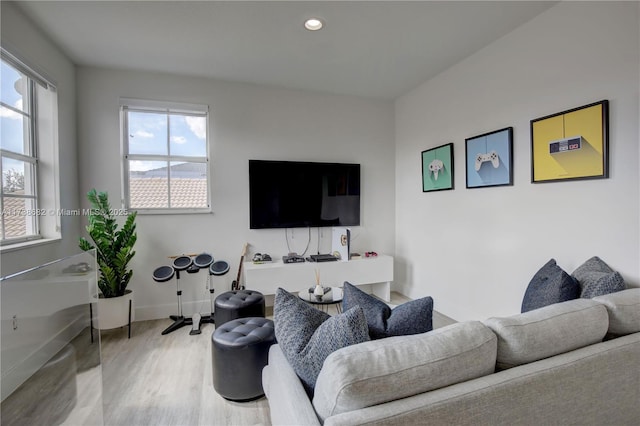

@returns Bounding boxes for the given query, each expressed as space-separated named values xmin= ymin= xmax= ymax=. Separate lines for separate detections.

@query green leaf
xmin=78 ymin=189 xmax=137 ymax=298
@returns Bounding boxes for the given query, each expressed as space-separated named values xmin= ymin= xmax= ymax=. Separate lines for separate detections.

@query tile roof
xmin=129 ymin=177 xmax=207 ymax=209
xmin=2 ymin=174 xmax=208 ymax=240
xmin=2 ymin=196 xmax=28 ymax=238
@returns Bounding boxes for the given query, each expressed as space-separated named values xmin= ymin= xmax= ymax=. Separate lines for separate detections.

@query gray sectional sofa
xmin=263 ymin=288 xmax=640 ymax=425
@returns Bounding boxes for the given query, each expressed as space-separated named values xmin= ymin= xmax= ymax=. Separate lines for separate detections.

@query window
xmin=0 ymin=50 xmax=59 ymax=246
xmin=121 ymin=99 xmax=210 ymax=213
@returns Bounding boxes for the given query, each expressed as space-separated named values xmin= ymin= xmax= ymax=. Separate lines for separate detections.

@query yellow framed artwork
xmin=530 ymin=100 xmax=609 ymax=183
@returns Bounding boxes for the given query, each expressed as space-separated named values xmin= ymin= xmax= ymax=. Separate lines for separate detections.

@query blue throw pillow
xmin=341 ymin=281 xmax=433 ymax=339
xmin=273 ymin=288 xmax=370 ymax=395
xmin=521 ymin=259 xmax=579 ymax=313
xmin=572 ymin=256 xmax=626 ymax=299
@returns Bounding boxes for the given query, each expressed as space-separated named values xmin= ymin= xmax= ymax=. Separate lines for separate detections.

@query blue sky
xmin=128 ymin=111 xmax=207 ymax=171
xmin=2 ymin=59 xmax=207 ymax=178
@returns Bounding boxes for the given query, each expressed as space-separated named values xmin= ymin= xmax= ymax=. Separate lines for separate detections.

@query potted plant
xmin=79 ymin=189 xmax=137 ymax=329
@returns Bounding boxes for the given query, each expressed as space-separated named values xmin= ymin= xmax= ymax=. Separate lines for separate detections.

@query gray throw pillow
xmin=572 ymin=256 xmax=626 ymax=298
xmin=273 ymin=288 xmax=370 ymax=395
xmin=342 ymin=281 xmax=433 ymax=339
xmin=521 ymin=259 xmax=579 ymax=313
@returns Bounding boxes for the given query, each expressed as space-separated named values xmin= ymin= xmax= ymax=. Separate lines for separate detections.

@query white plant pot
xmin=96 ymin=289 xmax=134 ymax=330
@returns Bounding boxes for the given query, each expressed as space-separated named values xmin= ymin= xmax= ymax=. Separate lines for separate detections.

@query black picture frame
xmin=465 ymin=127 xmax=514 ymax=189
xmin=421 ymin=143 xmax=454 ymax=192
xmin=530 ymin=100 xmax=609 ymax=183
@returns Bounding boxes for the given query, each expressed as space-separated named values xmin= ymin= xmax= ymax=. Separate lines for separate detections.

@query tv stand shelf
xmin=244 ymin=255 xmax=393 ymax=301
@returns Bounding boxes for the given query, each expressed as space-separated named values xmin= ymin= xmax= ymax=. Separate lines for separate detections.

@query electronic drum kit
xmin=152 ymin=252 xmax=230 ymax=336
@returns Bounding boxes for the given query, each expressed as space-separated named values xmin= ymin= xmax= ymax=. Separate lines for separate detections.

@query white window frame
xmin=120 ymin=98 xmax=211 ymax=215
xmin=1 ymin=48 xmax=60 ymax=248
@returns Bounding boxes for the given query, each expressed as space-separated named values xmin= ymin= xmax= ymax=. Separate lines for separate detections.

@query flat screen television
xmin=249 ymin=160 xmax=360 ymax=229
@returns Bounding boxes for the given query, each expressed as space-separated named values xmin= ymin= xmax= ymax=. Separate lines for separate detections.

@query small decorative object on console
xmin=331 ymin=227 xmax=351 ymax=261
xmin=365 ymin=251 xmax=378 ymax=257
xmin=252 ymin=253 xmax=272 ymax=263
xmin=314 ymin=269 xmax=324 ymax=300
xmin=314 ymin=284 xmax=325 ymax=300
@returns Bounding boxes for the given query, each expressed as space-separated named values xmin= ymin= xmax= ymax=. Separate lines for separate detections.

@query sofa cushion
xmin=312 ymin=321 xmax=497 ymax=421
xmin=273 ymin=288 xmax=370 ymax=395
xmin=484 ymin=298 xmax=608 ymax=370
xmin=342 ymin=281 xmax=433 ymax=339
xmin=593 ymin=288 xmax=640 ymax=336
xmin=572 ymin=256 xmax=626 ymax=298
xmin=521 ymin=259 xmax=579 ymax=313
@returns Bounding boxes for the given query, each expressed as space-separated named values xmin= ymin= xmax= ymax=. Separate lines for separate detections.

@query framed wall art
xmin=530 ymin=100 xmax=609 ymax=183
xmin=421 ymin=143 xmax=454 ymax=192
xmin=465 ymin=127 xmax=513 ymax=189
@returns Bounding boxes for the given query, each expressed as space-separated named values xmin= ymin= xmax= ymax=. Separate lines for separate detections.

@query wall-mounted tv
xmin=249 ymin=160 xmax=360 ymax=229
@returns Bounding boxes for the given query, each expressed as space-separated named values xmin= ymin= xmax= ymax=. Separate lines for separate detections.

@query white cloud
xmin=134 ymin=130 xmax=154 ymax=138
xmin=0 ymin=100 xmax=23 ymax=120
xmin=171 ymin=136 xmax=187 ymax=144
xmin=185 ymin=116 xmax=206 ymax=140
xmin=129 ymin=160 xmax=156 ymax=171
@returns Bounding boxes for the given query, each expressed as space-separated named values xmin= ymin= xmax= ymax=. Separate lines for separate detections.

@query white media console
xmin=244 ymin=254 xmax=393 ymax=301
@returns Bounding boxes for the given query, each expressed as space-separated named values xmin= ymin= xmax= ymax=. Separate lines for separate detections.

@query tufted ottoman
xmin=211 ymin=317 xmax=276 ymax=401
xmin=214 ymin=290 xmax=265 ymax=327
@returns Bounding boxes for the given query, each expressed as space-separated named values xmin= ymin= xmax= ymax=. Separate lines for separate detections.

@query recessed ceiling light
xmin=304 ymin=18 xmax=323 ymax=31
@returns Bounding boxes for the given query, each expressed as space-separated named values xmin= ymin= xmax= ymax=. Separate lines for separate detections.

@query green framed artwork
xmin=531 ymin=100 xmax=609 ymax=183
xmin=421 ymin=143 xmax=454 ymax=192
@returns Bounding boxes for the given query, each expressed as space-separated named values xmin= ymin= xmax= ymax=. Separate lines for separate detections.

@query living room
xmin=1 ymin=1 xmax=638 ymax=425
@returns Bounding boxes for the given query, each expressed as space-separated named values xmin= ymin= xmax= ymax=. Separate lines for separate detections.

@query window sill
xmin=0 ymin=236 xmax=62 ymax=253
xmin=132 ymin=208 xmax=213 ymax=215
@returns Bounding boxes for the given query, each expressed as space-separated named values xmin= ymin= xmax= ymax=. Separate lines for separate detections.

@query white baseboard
xmin=135 ymin=299 xmax=215 ymax=322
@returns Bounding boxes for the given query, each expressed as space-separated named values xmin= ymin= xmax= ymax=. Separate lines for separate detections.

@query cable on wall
xmin=284 ymin=227 xmax=311 ymax=256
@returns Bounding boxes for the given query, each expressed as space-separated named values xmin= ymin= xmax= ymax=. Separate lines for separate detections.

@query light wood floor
xmin=100 ymin=291 xmax=455 ymax=426
xmin=101 ymin=318 xmax=270 ymax=426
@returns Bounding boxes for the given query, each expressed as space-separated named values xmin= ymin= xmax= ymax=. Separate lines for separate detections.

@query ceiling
xmin=15 ymin=1 xmax=556 ymax=100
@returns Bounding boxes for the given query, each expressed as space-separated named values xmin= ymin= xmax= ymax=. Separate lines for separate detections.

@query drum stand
xmin=161 ymin=269 xmax=216 ymax=336
xmin=191 ymin=273 xmax=216 ymax=334
xmin=162 ymin=269 xmax=191 ymax=335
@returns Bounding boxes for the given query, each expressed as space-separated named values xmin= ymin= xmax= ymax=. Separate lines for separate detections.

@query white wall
xmin=395 ymin=1 xmax=639 ymax=321
xmin=0 ymin=2 xmax=80 ymax=276
xmin=0 ymin=3 xmax=87 ymax=402
xmin=76 ymin=68 xmax=395 ymax=320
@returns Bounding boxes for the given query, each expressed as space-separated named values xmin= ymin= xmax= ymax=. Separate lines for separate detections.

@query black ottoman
xmin=211 ymin=317 xmax=275 ymax=401
xmin=214 ymin=290 xmax=265 ymax=328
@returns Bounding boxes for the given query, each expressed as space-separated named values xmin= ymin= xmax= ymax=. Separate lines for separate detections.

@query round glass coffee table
xmin=298 ymin=286 xmax=343 ymax=314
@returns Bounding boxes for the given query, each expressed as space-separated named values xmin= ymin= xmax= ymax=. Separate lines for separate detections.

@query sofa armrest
xmin=262 ymin=344 xmax=321 ymax=426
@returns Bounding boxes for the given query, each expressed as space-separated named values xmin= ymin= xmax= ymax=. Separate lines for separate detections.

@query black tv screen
xmin=249 ymin=160 xmax=360 ymax=229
